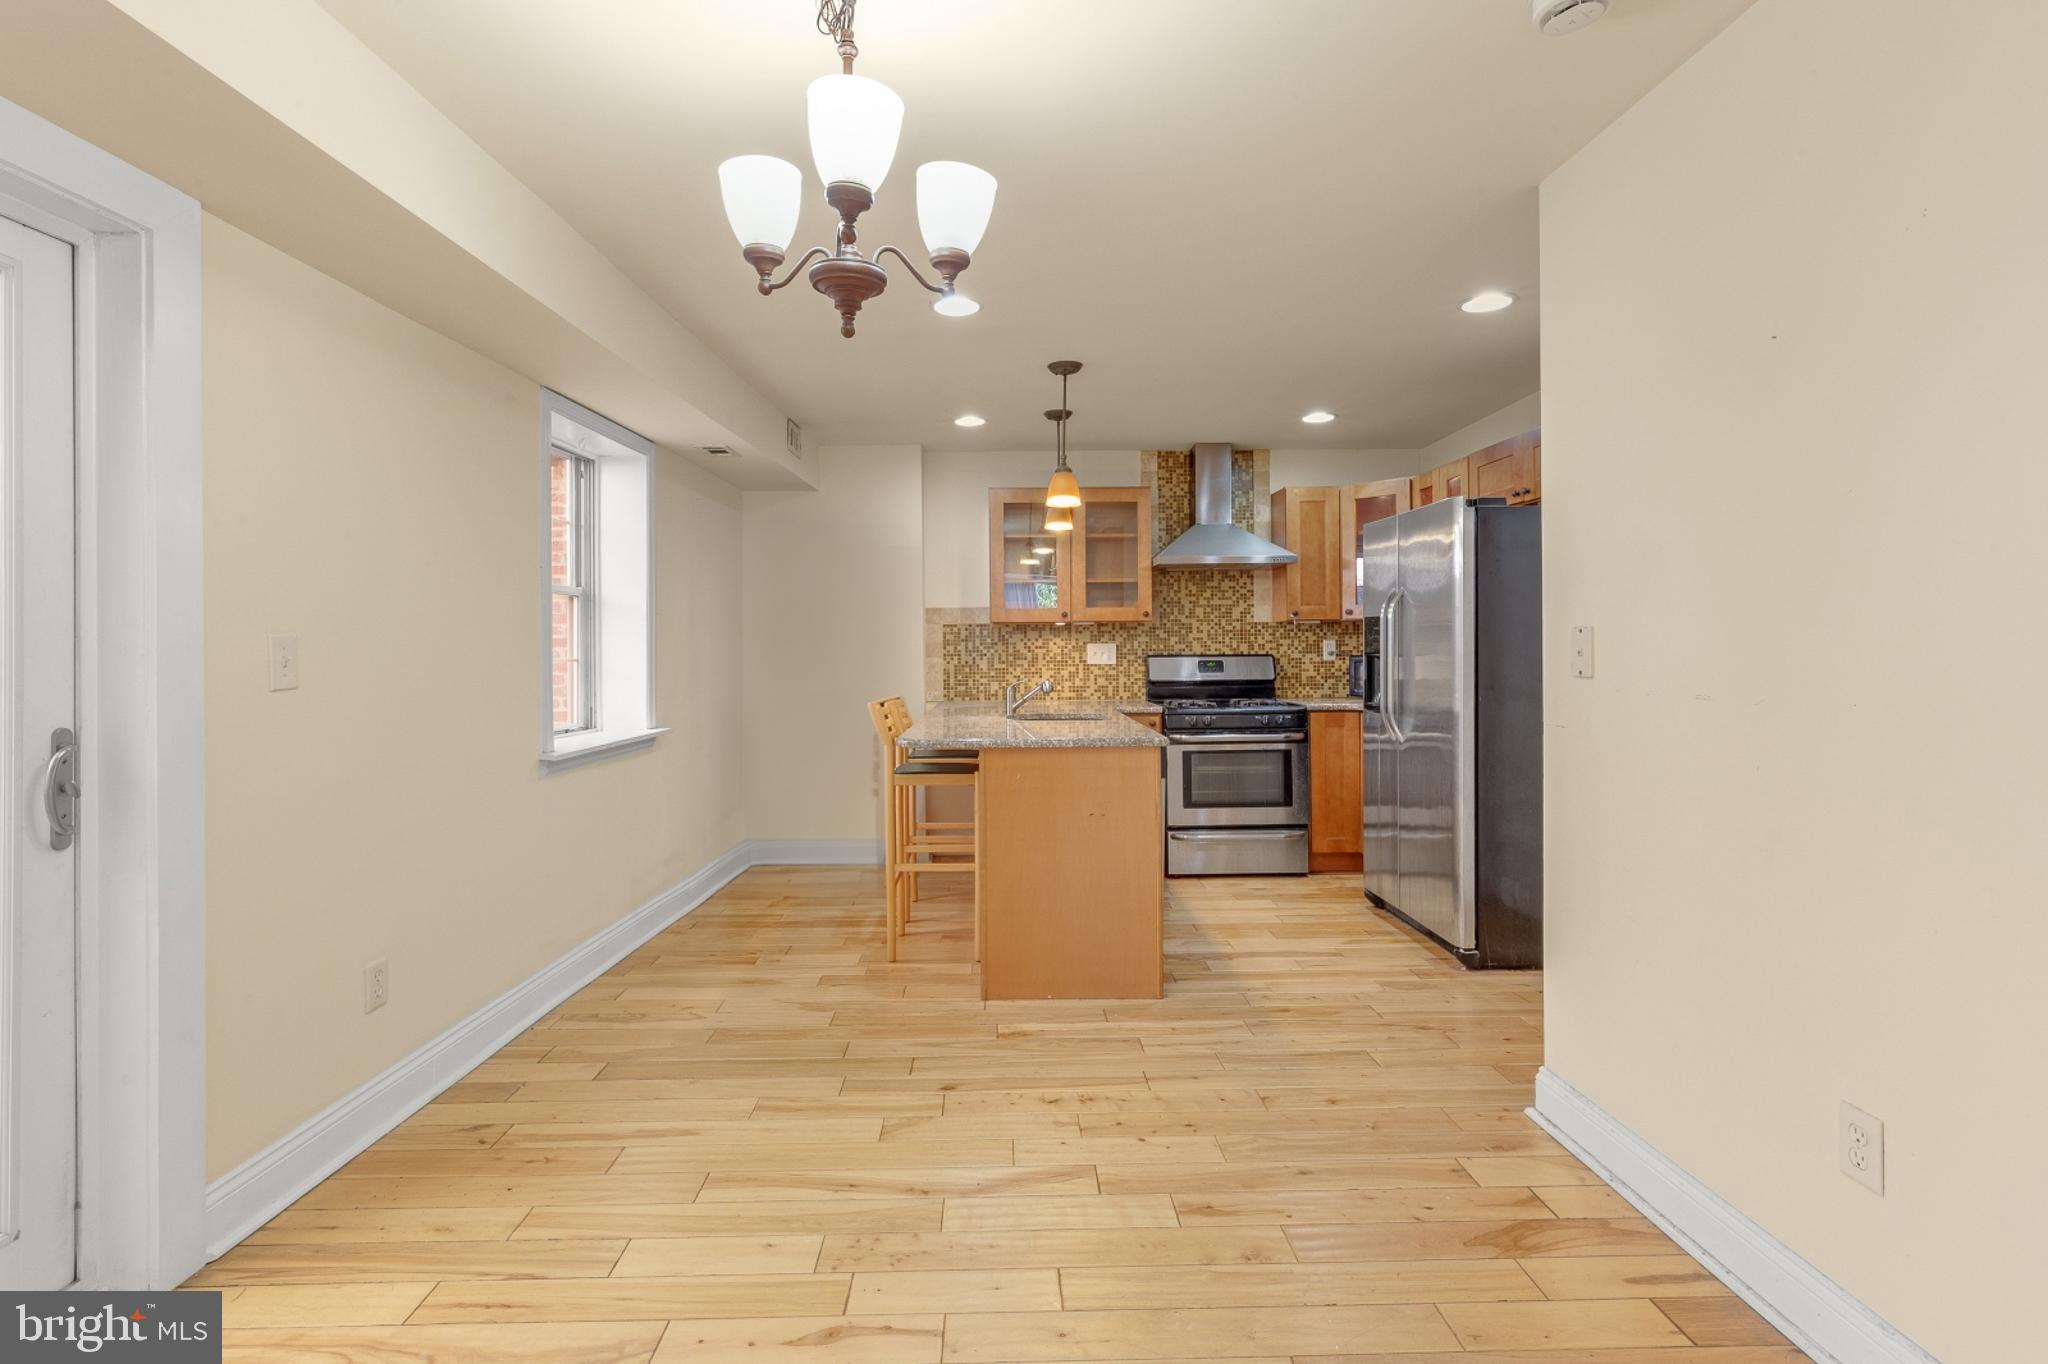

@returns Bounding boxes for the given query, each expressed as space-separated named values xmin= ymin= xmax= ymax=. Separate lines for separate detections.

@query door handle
xmin=43 ymin=727 xmax=79 ymax=852
xmin=1378 ymin=591 xmax=1403 ymax=743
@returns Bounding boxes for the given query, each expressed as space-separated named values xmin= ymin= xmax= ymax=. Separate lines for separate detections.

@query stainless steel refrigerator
xmin=1360 ymin=497 xmax=1543 ymax=968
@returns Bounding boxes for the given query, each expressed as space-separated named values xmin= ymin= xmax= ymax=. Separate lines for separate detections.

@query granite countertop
xmin=1112 ymin=697 xmax=1363 ymax=714
xmin=906 ymin=701 xmax=1169 ymax=750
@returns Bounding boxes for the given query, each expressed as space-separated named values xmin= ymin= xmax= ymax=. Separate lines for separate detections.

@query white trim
xmin=200 ymin=841 xmax=871 ymax=1257
xmin=0 ymin=96 xmax=206 ymax=1290
xmin=537 ymin=726 xmax=670 ymax=775
xmin=1531 ymin=1068 xmax=1941 ymax=1364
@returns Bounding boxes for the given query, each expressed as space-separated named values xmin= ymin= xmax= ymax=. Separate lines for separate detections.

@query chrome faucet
xmin=1004 ymin=678 xmax=1055 ymax=716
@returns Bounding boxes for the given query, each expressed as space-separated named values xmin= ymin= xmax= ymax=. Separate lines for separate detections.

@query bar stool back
xmin=867 ymin=698 xmax=980 ymax=962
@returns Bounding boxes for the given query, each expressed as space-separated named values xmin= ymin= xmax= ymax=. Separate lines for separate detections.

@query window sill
xmin=539 ymin=727 xmax=668 ymax=775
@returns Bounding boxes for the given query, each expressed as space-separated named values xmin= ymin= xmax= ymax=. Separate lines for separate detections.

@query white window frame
xmin=537 ymin=390 xmax=663 ymax=772
xmin=549 ymin=446 xmax=599 ymax=736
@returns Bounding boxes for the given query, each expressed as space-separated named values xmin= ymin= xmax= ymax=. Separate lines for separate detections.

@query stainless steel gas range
xmin=1148 ymin=655 xmax=1310 ymax=876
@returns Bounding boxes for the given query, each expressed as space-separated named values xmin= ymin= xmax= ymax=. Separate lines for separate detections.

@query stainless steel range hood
xmin=1153 ymin=444 xmax=1298 ymax=568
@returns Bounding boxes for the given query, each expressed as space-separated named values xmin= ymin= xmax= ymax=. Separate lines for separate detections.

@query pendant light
xmin=1044 ymin=360 xmax=1083 ymax=511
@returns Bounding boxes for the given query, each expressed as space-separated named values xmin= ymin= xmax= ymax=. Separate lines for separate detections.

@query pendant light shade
xmin=716 ymin=155 xmax=803 ymax=250
xmin=807 ymin=74 xmax=905 ymax=191
xmin=916 ymin=161 xmax=998 ymax=255
xmin=1043 ymin=505 xmax=1074 ymax=534
xmin=1042 ymin=360 xmax=1083 ymax=512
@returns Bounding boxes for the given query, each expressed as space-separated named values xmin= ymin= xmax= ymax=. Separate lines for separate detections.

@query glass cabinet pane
xmin=1081 ymin=499 xmax=1139 ymax=611
xmin=999 ymin=498 xmax=1064 ymax=613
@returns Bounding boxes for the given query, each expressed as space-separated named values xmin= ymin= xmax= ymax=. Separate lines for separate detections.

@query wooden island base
xmin=975 ymin=745 xmax=1164 ymax=1000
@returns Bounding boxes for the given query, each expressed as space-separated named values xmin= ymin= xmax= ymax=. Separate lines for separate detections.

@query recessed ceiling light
xmin=1301 ymin=410 xmax=1337 ymax=425
xmin=1461 ymin=290 xmax=1517 ymax=314
xmin=954 ymin=414 xmax=986 ymax=427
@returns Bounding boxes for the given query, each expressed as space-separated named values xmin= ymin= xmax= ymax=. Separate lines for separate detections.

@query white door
xmin=0 ymin=212 xmax=78 ymax=1288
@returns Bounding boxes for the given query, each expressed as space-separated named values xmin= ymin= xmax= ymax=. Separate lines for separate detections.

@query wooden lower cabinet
xmin=1127 ymin=711 xmax=1164 ymax=732
xmin=1307 ymin=708 xmax=1363 ymax=873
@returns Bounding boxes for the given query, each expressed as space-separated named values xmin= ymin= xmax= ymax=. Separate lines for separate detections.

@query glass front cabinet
xmin=989 ymin=486 xmax=1153 ymax=624
xmin=1340 ymin=478 xmax=1413 ymax=619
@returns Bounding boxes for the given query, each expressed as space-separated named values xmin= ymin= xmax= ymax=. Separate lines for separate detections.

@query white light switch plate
xmin=1571 ymin=625 xmax=1595 ymax=679
xmin=1086 ymin=642 xmax=1116 ymax=666
xmin=1321 ymin=638 xmax=1338 ymax=661
xmin=269 ymin=632 xmax=301 ymax=691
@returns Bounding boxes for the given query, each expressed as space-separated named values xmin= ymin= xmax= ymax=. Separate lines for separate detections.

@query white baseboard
xmin=740 ymin=837 xmax=881 ymax=866
xmin=1531 ymin=1068 xmax=1940 ymax=1364
xmin=204 ymin=840 xmax=770 ymax=1257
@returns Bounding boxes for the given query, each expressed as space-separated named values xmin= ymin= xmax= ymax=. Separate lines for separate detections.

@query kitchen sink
xmin=1010 ymin=711 xmax=1106 ymax=722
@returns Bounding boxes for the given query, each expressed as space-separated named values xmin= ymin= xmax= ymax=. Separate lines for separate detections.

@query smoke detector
xmin=1533 ymin=0 xmax=1611 ymax=34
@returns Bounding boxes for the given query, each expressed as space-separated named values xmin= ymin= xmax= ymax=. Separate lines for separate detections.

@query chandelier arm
xmin=761 ymin=247 xmax=833 ymax=295
xmin=873 ymin=245 xmax=946 ymax=296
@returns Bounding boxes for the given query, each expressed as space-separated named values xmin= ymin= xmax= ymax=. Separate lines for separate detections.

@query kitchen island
xmin=903 ymin=702 xmax=1166 ymax=1000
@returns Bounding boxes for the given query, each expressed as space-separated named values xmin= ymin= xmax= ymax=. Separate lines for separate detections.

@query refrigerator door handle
xmin=1379 ymin=589 xmax=1404 ymax=743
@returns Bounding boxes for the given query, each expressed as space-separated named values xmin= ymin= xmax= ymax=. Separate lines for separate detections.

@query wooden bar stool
xmin=868 ymin=698 xmax=980 ymax=963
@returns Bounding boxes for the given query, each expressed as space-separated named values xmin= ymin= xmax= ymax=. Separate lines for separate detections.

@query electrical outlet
xmin=1571 ymin=625 xmax=1595 ymax=679
xmin=1840 ymin=1101 xmax=1884 ymax=1195
xmin=268 ymin=632 xmax=301 ymax=691
xmin=1321 ymin=638 xmax=1338 ymax=662
xmin=363 ymin=958 xmax=390 ymax=1015
xmin=1086 ymin=642 xmax=1116 ymax=666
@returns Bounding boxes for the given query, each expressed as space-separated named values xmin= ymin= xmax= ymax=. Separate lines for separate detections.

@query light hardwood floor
xmin=197 ymin=869 xmax=1809 ymax=1363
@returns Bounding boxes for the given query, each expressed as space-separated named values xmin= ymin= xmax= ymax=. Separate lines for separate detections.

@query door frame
xmin=0 ymin=96 xmax=205 ymax=1288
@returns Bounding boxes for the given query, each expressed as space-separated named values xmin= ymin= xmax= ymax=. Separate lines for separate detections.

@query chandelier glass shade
xmin=716 ymin=155 xmax=803 ymax=252
xmin=716 ymin=0 xmax=995 ymax=338
xmin=806 ymin=74 xmax=904 ymax=191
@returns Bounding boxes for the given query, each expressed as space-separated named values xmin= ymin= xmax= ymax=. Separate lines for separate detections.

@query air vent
xmin=700 ymin=445 xmax=738 ymax=458
xmin=785 ymin=418 xmax=804 ymax=459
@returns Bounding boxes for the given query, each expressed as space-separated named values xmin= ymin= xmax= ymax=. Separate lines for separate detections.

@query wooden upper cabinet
xmin=1414 ymin=429 xmax=1542 ymax=510
xmin=989 ymin=488 xmax=1072 ymax=622
xmin=1270 ymin=484 xmax=1344 ymax=622
xmin=1468 ymin=430 xmax=1542 ymax=505
xmin=1339 ymin=479 xmax=1412 ymax=619
xmin=1072 ymin=487 xmax=1154 ymax=622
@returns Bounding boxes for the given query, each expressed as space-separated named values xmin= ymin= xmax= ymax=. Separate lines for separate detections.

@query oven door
xmin=1164 ymin=735 xmax=1309 ymax=828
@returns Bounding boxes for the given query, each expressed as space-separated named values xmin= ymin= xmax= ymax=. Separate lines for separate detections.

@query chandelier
xmin=716 ymin=0 xmax=997 ymax=338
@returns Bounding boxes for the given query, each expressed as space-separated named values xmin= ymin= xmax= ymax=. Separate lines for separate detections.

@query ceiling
xmin=315 ymin=0 xmax=1753 ymax=452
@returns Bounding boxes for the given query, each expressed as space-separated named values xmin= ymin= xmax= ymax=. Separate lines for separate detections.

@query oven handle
xmin=1165 ymin=732 xmax=1307 ymax=745
xmin=1168 ymin=829 xmax=1308 ymax=841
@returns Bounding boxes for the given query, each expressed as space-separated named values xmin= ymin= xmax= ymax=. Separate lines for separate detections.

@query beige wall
xmin=1416 ymin=392 xmax=1540 ymax=467
xmin=202 ymin=216 xmax=747 ymax=1178
xmin=741 ymin=446 xmax=925 ymax=846
xmin=1269 ymin=448 xmax=1418 ymax=489
xmin=1540 ymin=2 xmax=2046 ymax=1361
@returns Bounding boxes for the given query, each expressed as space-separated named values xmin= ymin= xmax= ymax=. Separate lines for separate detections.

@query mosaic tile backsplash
xmin=939 ymin=450 xmax=1369 ymax=701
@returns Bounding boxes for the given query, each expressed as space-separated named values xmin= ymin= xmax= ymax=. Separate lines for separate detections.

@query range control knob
xmin=1199 ymin=715 xmax=1215 ymax=728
